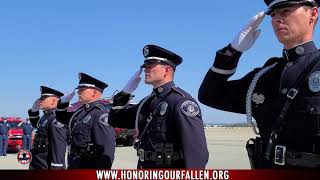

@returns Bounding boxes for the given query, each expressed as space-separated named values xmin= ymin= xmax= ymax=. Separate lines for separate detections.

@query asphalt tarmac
xmin=0 ymin=127 xmax=254 ymax=169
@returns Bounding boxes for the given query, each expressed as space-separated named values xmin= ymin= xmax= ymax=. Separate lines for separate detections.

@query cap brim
xmin=266 ymin=1 xmax=315 ymax=15
xmin=76 ymin=85 xmax=103 ymax=92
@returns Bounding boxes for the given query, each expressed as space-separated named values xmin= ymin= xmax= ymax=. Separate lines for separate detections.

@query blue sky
xmin=0 ymin=1 xmax=319 ymax=123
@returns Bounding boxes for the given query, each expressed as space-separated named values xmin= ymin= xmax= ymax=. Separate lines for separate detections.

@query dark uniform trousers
xmin=109 ymin=81 xmax=209 ymax=169
xmin=22 ymin=123 xmax=33 ymax=151
xmin=55 ymin=100 xmax=115 ymax=169
xmin=28 ymin=109 xmax=68 ymax=169
xmin=0 ymin=122 xmax=10 ymax=156
xmin=199 ymin=41 xmax=320 ymax=168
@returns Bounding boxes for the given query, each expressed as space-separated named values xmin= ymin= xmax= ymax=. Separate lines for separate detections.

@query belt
xmin=137 ymin=149 xmax=182 ymax=162
xmin=70 ymin=144 xmax=94 ymax=157
xmin=273 ymin=145 xmax=320 ymax=167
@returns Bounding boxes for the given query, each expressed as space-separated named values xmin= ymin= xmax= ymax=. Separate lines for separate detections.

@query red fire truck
xmin=0 ymin=117 xmax=34 ymax=152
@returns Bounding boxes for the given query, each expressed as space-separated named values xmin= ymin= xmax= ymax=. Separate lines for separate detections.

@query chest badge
xmin=82 ymin=115 xmax=91 ymax=123
xmin=53 ymin=119 xmax=64 ymax=128
xmin=309 ymin=71 xmax=320 ymax=92
xmin=159 ymin=102 xmax=168 ymax=116
xmin=252 ymin=93 xmax=265 ymax=104
xmin=41 ymin=119 xmax=48 ymax=127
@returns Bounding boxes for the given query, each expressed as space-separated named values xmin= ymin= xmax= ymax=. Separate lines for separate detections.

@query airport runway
xmin=0 ymin=127 xmax=254 ymax=169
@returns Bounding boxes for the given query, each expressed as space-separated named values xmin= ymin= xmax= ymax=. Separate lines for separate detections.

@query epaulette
xmin=96 ymin=103 xmax=109 ymax=111
xmin=171 ymin=86 xmax=185 ymax=97
xmin=263 ymin=57 xmax=281 ymax=67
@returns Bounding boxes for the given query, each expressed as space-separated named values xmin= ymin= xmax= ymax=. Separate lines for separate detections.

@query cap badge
xmin=143 ymin=46 xmax=149 ymax=57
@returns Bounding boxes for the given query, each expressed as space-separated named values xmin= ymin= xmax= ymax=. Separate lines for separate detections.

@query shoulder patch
xmin=99 ymin=113 xmax=110 ymax=126
xmin=172 ymin=87 xmax=185 ymax=97
xmin=180 ymin=100 xmax=200 ymax=117
xmin=53 ymin=119 xmax=64 ymax=128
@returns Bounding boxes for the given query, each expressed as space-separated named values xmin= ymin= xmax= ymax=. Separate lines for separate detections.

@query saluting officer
xmin=109 ymin=44 xmax=209 ymax=169
xmin=55 ymin=73 xmax=115 ymax=169
xmin=18 ymin=119 xmax=34 ymax=152
xmin=28 ymin=86 xmax=68 ymax=169
xmin=199 ymin=0 xmax=320 ymax=168
xmin=0 ymin=118 xmax=11 ymax=156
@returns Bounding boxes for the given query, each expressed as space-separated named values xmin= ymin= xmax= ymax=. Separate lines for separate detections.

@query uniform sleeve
xmin=28 ymin=109 xmax=40 ymax=128
xmin=108 ymin=105 xmax=138 ymax=129
xmin=175 ymin=98 xmax=209 ymax=168
xmin=55 ymin=100 xmax=74 ymax=125
xmin=48 ymin=120 xmax=68 ymax=169
xmin=198 ymin=44 xmax=259 ymax=114
xmin=108 ymin=92 xmax=139 ymax=129
xmin=93 ymin=112 xmax=116 ymax=169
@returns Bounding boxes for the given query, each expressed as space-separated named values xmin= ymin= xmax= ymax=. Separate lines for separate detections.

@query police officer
xmin=28 ymin=86 xmax=68 ymax=169
xmin=109 ymin=44 xmax=209 ymax=169
xmin=0 ymin=118 xmax=11 ymax=156
xmin=18 ymin=119 xmax=34 ymax=151
xmin=55 ymin=73 xmax=115 ymax=169
xmin=199 ymin=0 xmax=320 ymax=168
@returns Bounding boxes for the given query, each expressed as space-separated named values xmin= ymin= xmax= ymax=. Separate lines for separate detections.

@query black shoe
xmin=3 ymin=154 xmax=7 ymax=156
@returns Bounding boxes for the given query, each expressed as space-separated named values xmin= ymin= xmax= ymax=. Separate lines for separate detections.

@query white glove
xmin=31 ymin=99 xmax=40 ymax=112
xmin=60 ymin=90 xmax=76 ymax=103
xmin=122 ymin=68 xmax=142 ymax=94
xmin=231 ymin=11 xmax=265 ymax=52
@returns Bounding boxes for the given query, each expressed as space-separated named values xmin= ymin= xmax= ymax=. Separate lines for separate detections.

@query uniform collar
xmin=83 ymin=100 xmax=99 ymax=109
xmin=282 ymin=41 xmax=318 ymax=62
xmin=153 ymin=81 xmax=175 ymax=96
xmin=44 ymin=109 xmax=54 ymax=115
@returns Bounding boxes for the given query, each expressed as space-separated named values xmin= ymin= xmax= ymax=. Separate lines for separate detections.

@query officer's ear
xmin=309 ymin=6 xmax=318 ymax=24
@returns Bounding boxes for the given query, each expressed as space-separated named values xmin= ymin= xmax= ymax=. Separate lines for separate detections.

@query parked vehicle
xmin=0 ymin=117 xmax=34 ymax=152
xmin=115 ymin=128 xmax=137 ymax=146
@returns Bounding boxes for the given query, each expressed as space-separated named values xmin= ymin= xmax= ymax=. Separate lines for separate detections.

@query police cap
xmin=140 ymin=44 xmax=183 ymax=70
xmin=40 ymin=86 xmax=64 ymax=99
xmin=76 ymin=73 xmax=108 ymax=92
xmin=265 ymin=0 xmax=319 ymax=15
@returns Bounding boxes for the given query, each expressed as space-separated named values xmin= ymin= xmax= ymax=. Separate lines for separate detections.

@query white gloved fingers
xmin=122 ymin=68 xmax=143 ymax=94
xmin=254 ymin=29 xmax=262 ymax=40
xmin=61 ymin=90 xmax=76 ymax=103
xmin=250 ymin=11 xmax=265 ymax=32
xmin=242 ymin=11 xmax=265 ymax=37
xmin=31 ymin=98 xmax=40 ymax=112
xmin=231 ymin=11 xmax=265 ymax=52
xmin=134 ymin=68 xmax=143 ymax=78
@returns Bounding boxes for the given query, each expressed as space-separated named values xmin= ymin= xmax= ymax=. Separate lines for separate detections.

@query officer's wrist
xmin=225 ymin=44 xmax=241 ymax=56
